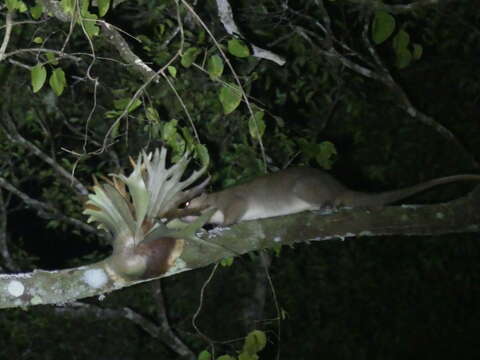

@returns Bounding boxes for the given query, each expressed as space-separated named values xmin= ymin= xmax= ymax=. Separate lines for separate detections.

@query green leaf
xmin=197 ymin=350 xmax=211 ymax=360
xmin=113 ymin=98 xmax=142 ymax=112
xmin=30 ymin=3 xmax=44 ymax=19
xmin=207 ymin=55 xmax=224 ymax=79
xmin=46 ymin=52 xmax=59 ymax=66
xmin=220 ymin=257 xmax=234 ymax=266
xmin=49 ymin=68 xmax=66 ymax=96
xmin=8 ymin=0 xmax=28 ymax=12
xmin=33 ymin=37 xmax=43 ymax=44
xmin=371 ymin=11 xmax=395 ymax=45
xmin=243 ymin=330 xmax=267 ymax=355
xmin=167 ymin=65 xmax=177 ymax=78
xmin=219 ymin=83 xmax=242 ymax=115
xmin=197 ymin=29 xmax=206 ymax=44
xmin=146 ymin=107 xmax=160 ymax=123
xmin=248 ymin=111 xmax=266 ymax=140
xmin=228 ymin=39 xmax=250 ymax=58
xmin=393 ymin=29 xmax=410 ymax=53
xmin=195 ymin=144 xmax=210 ymax=167
xmin=6 ymin=0 xmax=19 ymax=11
xmin=31 ymin=64 xmax=47 ymax=93
xmin=181 ymin=47 xmax=200 ymax=68
xmin=81 ymin=12 xmax=100 ymax=37
xmin=79 ymin=0 xmax=89 ymax=14
xmin=238 ymin=354 xmax=257 ymax=360
xmin=5 ymin=0 xmax=15 ymax=11
xmin=180 ymin=127 xmax=195 ymax=151
xmin=315 ymin=141 xmax=337 ymax=170
xmin=395 ymin=48 xmax=412 ymax=69
xmin=6 ymin=0 xmax=27 ymax=12
xmin=412 ymin=43 xmax=423 ymax=60
xmin=18 ymin=1 xmax=27 ymax=12
xmin=104 ymin=110 xmax=121 ymax=119
xmin=162 ymin=119 xmax=178 ymax=142
xmin=110 ymin=119 xmax=120 ymax=139
xmin=60 ymin=0 xmax=75 ymax=14
xmin=217 ymin=356 xmax=236 ymax=360
xmin=97 ymin=0 xmax=110 ymax=17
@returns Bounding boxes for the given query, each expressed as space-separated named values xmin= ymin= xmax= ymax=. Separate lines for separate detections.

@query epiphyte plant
xmin=83 ymin=147 xmax=210 ymax=281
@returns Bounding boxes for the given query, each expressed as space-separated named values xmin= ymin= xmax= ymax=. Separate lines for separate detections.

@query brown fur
xmin=188 ymin=167 xmax=480 ymax=225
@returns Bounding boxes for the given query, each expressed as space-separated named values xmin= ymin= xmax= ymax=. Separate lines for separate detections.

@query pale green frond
xmin=114 ymin=155 xmax=149 ymax=235
xmin=143 ymin=148 xmax=201 ymax=218
xmin=83 ymin=183 xmax=136 ymax=237
xmin=83 ymin=147 xmax=209 ymax=246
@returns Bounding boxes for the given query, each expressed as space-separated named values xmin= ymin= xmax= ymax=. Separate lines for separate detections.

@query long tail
xmin=342 ymin=174 xmax=480 ymax=207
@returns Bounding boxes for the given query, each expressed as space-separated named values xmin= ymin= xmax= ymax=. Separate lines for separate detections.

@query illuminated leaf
xmin=198 ymin=350 xmax=211 ymax=360
xmin=60 ymin=0 xmax=74 ymax=14
xmin=146 ymin=107 xmax=160 ymax=122
xmin=113 ymin=98 xmax=142 ymax=112
xmin=31 ymin=64 xmax=47 ymax=93
xmin=97 ymin=0 xmax=110 ymax=17
xmin=248 ymin=111 xmax=266 ymax=140
xmin=228 ymin=39 xmax=250 ymax=58
xmin=30 ymin=3 xmax=44 ymax=19
xmin=81 ymin=13 xmax=100 ymax=37
xmin=195 ymin=144 xmax=210 ymax=167
xmin=207 ymin=55 xmax=224 ymax=79
xmin=315 ymin=141 xmax=337 ymax=170
xmin=46 ymin=52 xmax=59 ymax=65
xmin=219 ymin=83 xmax=242 ymax=115
xmin=49 ymin=68 xmax=66 ymax=96
xmin=243 ymin=330 xmax=267 ymax=355
xmin=220 ymin=257 xmax=234 ymax=266
xmin=167 ymin=65 xmax=177 ymax=78
xmin=181 ymin=47 xmax=200 ymax=68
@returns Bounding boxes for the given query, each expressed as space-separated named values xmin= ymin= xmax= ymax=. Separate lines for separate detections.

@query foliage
xmin=198 ymin=330 xmax=267 ymax=360
xmin=1 ymin=0 xmax=480 ymax=358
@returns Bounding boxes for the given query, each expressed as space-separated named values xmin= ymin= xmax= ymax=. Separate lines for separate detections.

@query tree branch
xmin=38 ymin=0 xmax=159 ymax=82
xmin=360 ymin=16 xmax=479 ymax=168
xmin=0 ymin=176 xmax=97 ymax=235
xmin=215 ymin=0 xmax=286 ymax=66
xmin=1 ymin=114 xmax=89 ymax=196
xmin=286 ymin=3 xmax=478 ymax=168
xmin=347 ymin=0 xmax=451 ymax=15
xmin=1 ymin=189 xmax=479 ymax=309
xmin=99 ymin=21 xmax=160 ymax=82
xmin=151 ymin=280 xmax=196 ymax=359
xmin=0 ymin=11 xmax=14 ymax=62
xmin=0 ymin=190 xmax=18 ymax=272
xmin=54 ymin=302 xmax=164 ymax=338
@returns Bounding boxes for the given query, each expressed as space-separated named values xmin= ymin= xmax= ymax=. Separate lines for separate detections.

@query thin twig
xmin=348 ymin=0 xmax=449 ymax=14
xmin=0 ymin=176 xmax=97 ymax=234
xmin=151 ymin=280 xmax=196 ymax=359
xmin=0 ymin=190 xmax=18 ymax=272
xmin=181 ymin=0 xmax=268 ymax=171
xmin=0 ymin=11 xmax=14 ymax=62
xmin=215 ymin=0 xmax=286 ymax=66
xmin=192 ymin=263 xmax=219 ymax=358
xmin=1 ymin=115 xmax=89 ymax=195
